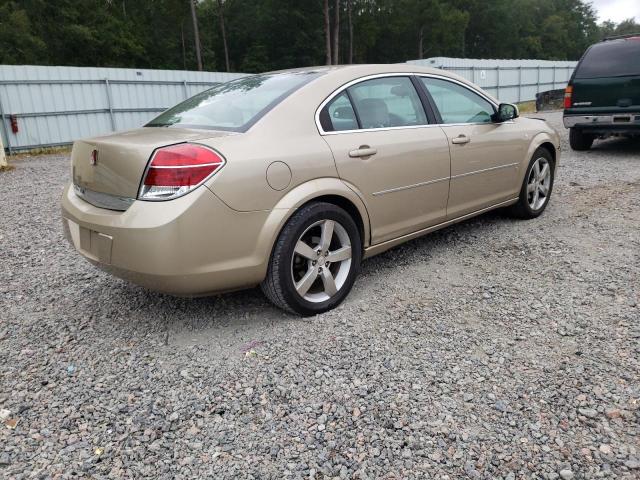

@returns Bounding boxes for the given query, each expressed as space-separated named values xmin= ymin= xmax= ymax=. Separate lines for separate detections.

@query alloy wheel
xmin=527 ymin=157 xmax=551 ymax=211
xmin=291 ymin=219 xmax=352 ymax=303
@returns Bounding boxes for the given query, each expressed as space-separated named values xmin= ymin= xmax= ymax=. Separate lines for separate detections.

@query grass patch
xmin=516 ymin=101 xmax=537 ymax=114
xmin=11 ymin=145 xmax=72 ymax=158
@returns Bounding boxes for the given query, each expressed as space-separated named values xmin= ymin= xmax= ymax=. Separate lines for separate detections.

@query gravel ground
xmin=1 ymin=112 xmax=639 ymax=479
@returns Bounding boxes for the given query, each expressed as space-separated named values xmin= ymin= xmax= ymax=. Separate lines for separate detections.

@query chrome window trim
xmin=314 ymin=72 xmax=499 ymax=136
xmin=73 ymin=184 xmax=135 ymax=212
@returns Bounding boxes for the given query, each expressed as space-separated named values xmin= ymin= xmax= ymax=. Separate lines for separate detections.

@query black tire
xmin=261 ymin=202 xmax=362 ymax=316
xmin=569 ymin=128 xmax=594 ymax=151
xmin=508 ymin=147 xmax=555 ymax=219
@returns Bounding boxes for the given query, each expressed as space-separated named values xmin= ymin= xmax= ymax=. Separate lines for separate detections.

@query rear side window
xmin=324 ymin=92 xmax=359 ymax=131
xmin=147 ymin=71 xmax=322 ymax=132
xmin=575 ymin=39 xmax=640 ymax=79
xmin=348 ymin=77 xmax=427 ymax=129
xmin=320 ymin=76 xmax=428 ymax=132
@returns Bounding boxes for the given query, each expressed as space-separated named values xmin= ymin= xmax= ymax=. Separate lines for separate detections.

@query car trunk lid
xmin=72 ymin=127 xmax=234 ymax=200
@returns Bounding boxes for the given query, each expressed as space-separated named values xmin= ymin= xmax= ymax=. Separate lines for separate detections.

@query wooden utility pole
xmin=181 ymin=22 xmax=187 ymax=70
xmin=190 ymin=0 xmax=203 ymax=71
xmin=217 ymin=0 xmax=230 ymax=72
xmin=332 ymin=0 xmax=340 ymax=65
xmin=324 ymin=0 xmax=331 ymax=65
xmin=347 ymin=0 xmax=353 ymax=64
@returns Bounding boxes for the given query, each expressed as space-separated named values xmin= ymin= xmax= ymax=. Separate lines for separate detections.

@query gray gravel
xmin=1 ymin=111 xmax=639 ymax=479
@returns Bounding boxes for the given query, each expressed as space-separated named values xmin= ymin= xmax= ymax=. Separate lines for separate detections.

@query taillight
xmin=138 ymin=143 xmax=225 ymax=201
xmin=564 ymin=85 xmax=573 ymax=109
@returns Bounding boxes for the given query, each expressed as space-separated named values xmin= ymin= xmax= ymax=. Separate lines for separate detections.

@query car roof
xmin=265 ymin=63 xmax=495 ymax=102
xmin=267 ymin=63 xmax=455 ymax=78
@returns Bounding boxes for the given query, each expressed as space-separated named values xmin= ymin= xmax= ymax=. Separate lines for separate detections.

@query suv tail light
xmin=564 ymin=85 xmax=573 ymax=109
xmin=139 ymin=143 xmax=225 ymax=201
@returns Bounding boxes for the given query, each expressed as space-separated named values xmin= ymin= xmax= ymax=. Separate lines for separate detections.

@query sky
xmin=590 ymin=0 xmax=640 ymax=23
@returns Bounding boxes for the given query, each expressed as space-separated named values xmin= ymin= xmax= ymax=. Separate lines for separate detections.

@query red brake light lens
xmin=564 ymin=85 xmax=573 ymax=109
xmin=139 ymin=143 xmax=225 ymax=201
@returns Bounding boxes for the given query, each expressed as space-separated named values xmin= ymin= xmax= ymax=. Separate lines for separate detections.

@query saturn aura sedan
xmin=62 ymin=64 xmax=560 ymax=315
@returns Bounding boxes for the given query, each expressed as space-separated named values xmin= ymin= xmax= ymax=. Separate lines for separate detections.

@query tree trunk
xmin=332 ymin=0 xmax=340 ymax=65
xmin=324 ymin=0 xmax=331 ymax=65
xmin=217 ymin=0 xmax=230 ymax=72
xmin=189 ymin=0 xmax=203 ymax=71
xmin=418 ymin=25 xmax=424 ymax=59
xmin=181 ymin=22 xmax=187 ymax=70
xmin=347 ymin=0 xmax=353 ymax=64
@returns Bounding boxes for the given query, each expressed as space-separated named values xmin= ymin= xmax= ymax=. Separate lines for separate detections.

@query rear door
xmin=418 ymin=76 xmax=527 ymax=219
xmin=319 ymin=75 xmax=451 ymax=245
xmin=568 ymin=37 xmax=640 ymax=115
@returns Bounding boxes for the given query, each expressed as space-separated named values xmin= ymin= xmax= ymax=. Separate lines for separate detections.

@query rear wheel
xmin=569 ymin=128 xmax=595 ymax=151
xmin=261 ymin=202 xmax=362 ymax=316
xmin=508 ymin=147 xmax=555 ymax=219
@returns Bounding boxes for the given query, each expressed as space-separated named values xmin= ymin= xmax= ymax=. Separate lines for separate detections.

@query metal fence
xmin=407 ymin=57 xmax=578 ymax=104
xmin=2 ymin=60 xmax=578 ymax=153
xmin=0 ymin=65 xmax=247 ymax=153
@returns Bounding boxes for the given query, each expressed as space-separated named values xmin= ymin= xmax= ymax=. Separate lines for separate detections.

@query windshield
xmin=147 ymin=71 xmax=322 ymax=132
xmin=575 ymin=38 xmax=640 ymax=79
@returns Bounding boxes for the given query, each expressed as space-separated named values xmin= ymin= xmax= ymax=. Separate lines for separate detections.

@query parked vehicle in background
xmin=564 ymin=34 xmax=640 ymax=150
xmin=61 ymin=64 xmax=560 ymax=315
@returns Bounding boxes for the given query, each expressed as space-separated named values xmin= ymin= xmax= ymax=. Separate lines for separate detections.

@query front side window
xmin=148 ymin=71 xmax=322 ymax=132
xmin=420 ymin=77 xmax=494 ymax=124
xmin=347 ymin=77 xmax=428 ymax=129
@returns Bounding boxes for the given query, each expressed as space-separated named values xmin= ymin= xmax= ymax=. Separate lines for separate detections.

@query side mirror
xmin=492 ymin=103 xmax=519 ymax=123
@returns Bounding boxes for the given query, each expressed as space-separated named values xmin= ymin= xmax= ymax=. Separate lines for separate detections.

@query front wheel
xmin=508 ymin=147 xmax=555 ymax=219
xmin=261 ymin=202 xmax=362 ymax=316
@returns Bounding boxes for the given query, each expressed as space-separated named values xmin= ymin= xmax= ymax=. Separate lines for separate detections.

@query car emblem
xmin=90 ymin=150 xmax=98 ymax=166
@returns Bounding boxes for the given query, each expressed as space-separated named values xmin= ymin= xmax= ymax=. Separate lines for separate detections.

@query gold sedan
xmin=62 ymin=64 xmax=560 ymax=315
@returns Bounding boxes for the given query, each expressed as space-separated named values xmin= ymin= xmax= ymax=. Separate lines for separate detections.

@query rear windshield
xmin=575 ymin=38 xmax=640 ymax=79
xmin=147 ymin=71 xmax=322 ymax=132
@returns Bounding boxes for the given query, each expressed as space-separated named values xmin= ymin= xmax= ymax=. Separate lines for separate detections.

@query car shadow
xmin=82 ymin=207 xmax=511 ymax=339
xmin=591 ymin=135 xmax=640 ymax=152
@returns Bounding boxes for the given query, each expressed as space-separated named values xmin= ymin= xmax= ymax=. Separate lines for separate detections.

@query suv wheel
xmin=261 ymin=202 xmax=362 ymax=316
xmin=569 ymin=128 xmax=595 ymax=151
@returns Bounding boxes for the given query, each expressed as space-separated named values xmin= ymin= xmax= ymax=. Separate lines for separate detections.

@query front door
xmin=319 ymin=76 xmax=451 ymax=244
xmin=419 ymin=76 xmax=527 ymax=219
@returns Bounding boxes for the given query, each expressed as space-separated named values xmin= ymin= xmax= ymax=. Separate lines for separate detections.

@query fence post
xmin=104 ymin=78 xmax=116 ymax=131
xmin=0 ymin=95 xmax=12 ymax=157
xmin=495 ymin=66 xmax=500 ymax=99
xmin=0 ymin=131 xmax=7 ymax=167
xmin=182 ymin=80 xmax=189 ymax=100
xmin=518 ymin=66 xmax=522 ymax=103
xmin=552 ymin=66 xmax=557 ymax=89
xmin=536 ymin=66 xmax=541 ymax=96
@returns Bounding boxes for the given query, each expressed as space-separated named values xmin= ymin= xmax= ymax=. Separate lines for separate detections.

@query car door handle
xmin=451 ymin=135 xmax=470 ymax=145
xmin=349 ymin=146 xmax=377 ymax=158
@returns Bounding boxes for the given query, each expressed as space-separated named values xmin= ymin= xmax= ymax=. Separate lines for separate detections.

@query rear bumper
xmin=563 ymin=113 xmax=640 ymax=130
xmin=61 ymin=184 xmax=281 ymax=296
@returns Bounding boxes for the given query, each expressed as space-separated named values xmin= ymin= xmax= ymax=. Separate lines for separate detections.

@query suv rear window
xmin=575 ymin=38 xmax=640 ymax=79
xmin=147 ymin=71 xmax=322 ymax=132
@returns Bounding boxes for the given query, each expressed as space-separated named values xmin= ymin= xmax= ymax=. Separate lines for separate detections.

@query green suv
xmin=564 ymin=34 xmax=640 ymax=150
